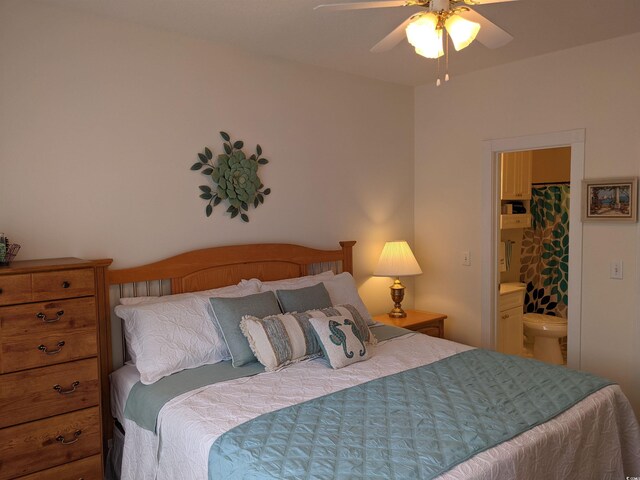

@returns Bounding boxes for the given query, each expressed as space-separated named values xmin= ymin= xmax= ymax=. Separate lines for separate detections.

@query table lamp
xmin=374 ymin=240 xmax=422 ymax=318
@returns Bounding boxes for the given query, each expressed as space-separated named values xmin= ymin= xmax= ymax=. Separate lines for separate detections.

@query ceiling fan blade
xmin=463 ymin=0 xmax=518 ymax=4
xmin=370 ymin=14 xmax=417 ymax=53
xmin=458 ymin=9 xmax=513 ymax=49
xmin=314 ymin=1 xmax=408 ymax=12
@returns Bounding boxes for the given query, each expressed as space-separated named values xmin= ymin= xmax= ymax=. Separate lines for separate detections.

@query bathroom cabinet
xmin=501 ymin=151 xmax=532 ymax=200
xmin=497 ymin=284 xmax=525 ymax=356
xmin=500 ymin=213 xmax=532 ymax=230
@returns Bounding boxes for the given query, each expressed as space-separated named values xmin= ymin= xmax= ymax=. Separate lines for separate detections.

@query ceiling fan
xmin=314 ymin=0 xmax=516 ymax=62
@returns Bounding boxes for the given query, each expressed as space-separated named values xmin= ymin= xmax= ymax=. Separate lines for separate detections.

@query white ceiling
xmin=39 ymin=0 xmax=640 ymax=86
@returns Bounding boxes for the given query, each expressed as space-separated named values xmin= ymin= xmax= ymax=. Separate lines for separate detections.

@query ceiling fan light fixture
xmin=406 ymin=13 xmax=444 ymax=59
xmin=414 ymin=44 xmax=444 ymax=59
xmin=444 ymin=14 xmax=480 ymax=51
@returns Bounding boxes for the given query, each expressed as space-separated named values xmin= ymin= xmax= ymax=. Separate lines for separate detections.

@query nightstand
xmin=373 ymin=309 xmax=447 ymax=338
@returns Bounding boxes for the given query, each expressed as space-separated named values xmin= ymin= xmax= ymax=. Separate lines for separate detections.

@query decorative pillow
xmin=309 ymin=316 xmax=371 ymax=369
xmin=114 ymin=294 xmax=231 ymax=384
xmin=210 ymin=291 xmax=282 ymax=367
xmin=242 ymin=270 xmax=335 ymax=291
xmin=118 ymin=282 xmax=260 ymax=306
xmin=276 ymin=283 xmax=333 ymax=313
xmin=322 ymin=272 xmax=374 ymax=326
xmin=240 ymin=304 xmax=375 ymax=372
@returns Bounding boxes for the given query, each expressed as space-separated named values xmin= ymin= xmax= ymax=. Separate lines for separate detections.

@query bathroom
xmin=497 ymin=147 xmax=571 ymax=364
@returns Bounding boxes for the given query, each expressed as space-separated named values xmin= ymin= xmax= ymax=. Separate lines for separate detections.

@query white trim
xmin=481 ymin=129 xmax=585 ymax=370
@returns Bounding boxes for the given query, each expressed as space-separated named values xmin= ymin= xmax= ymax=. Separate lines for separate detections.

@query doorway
xmin=481 ymin=130 xmax=585 ymax=369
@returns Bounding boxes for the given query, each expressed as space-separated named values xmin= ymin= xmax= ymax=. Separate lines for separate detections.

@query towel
xmin=499 ymin=242 xmax=507 ymax=272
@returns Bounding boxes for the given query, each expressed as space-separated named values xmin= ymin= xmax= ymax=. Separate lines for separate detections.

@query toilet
xmin=523 ymin=313 xmax=567 ymax=365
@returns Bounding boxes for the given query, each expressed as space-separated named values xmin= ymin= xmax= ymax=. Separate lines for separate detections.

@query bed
xmin=106 ymin=241 xmax=640 ymax=480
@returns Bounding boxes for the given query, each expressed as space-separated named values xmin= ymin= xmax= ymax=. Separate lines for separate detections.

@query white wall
xmin=414 ymin=33 xmax=640 ymax=416
xmin=0 ymin=0 xmax=415 ymax=316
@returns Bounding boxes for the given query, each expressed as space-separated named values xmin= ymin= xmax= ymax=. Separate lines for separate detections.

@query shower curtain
xmin=520 ymin=185 xmax=569 ymax=318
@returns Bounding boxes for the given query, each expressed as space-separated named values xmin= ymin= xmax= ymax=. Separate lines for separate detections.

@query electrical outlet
xmin=610 ymin=260 xmax=623 ymax=279
xmin=462 ymin=251 xmax=471 ymax=266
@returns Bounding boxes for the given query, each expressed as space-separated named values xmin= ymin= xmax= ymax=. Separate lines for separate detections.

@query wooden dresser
xmin=0 ymin=258 xmax=111 ymax=480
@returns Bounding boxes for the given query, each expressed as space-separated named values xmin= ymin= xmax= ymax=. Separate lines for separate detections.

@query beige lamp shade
xmin=374 ymin=241 xmax=422 ymax=277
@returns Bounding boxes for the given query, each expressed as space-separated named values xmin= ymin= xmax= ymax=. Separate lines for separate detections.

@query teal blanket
xmin=123 ymin=324 xmax=408 ymax=432
xmin=209 ymin=349 xmax=612 ymax=479
xmin=125 ymin=361 xmax=265 ymax=432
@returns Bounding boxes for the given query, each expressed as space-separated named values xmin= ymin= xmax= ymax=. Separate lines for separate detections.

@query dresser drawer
xmin=32 ymin=269 xmax=95 ymax=301
xmin=16 ymin=454 xmax=102 ymax=480
xmin=0 ymin=407 xmax=101 ymax=480
xmin=0 ymin=297 xmax=96 ymax=338
xmin=418 ymin=325 xmax=443 ymax=338
xmin=1 ymin=328 xmax=97 ymax=374
xmin=0 ymin=358 xmax=100 ymax=428
xmin=0 ymin=274 xmax=32 ymax=306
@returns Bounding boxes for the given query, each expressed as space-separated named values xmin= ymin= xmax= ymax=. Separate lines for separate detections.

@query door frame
xmin=481 ymin=129 xmax=585 ymax=369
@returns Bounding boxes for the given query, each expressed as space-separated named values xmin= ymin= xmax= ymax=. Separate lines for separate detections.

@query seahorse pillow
xmin=240 ymin=304 xmax=374 ymax=372
xmin=309 ymin=316 xmax=371 ymax=369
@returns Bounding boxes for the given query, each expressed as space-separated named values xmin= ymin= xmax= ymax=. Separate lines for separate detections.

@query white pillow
xmin=322 ymin=272 xmax=374 ymax=326
xmin=246 ymin=270 xmax=373 ymax=325
xmin=114 ymin=295 xmax=225 ymax=384
xmin=119 ymin=282 xmax=260 ymax=305
xmin=241 ymin=270 xmax=335 ymax=291
xmin=114 ymin=283 xmax=260 ymax=384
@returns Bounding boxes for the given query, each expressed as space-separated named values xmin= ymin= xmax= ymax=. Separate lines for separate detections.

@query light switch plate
xmin=610 ymin=260 xmax=623 ymax=279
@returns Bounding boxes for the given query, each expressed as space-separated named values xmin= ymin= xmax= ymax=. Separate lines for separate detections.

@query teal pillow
xmin=210 ymin=291 xmax=282 ymax=367
xmin=276 ymin=283 xmax=332 ymax=313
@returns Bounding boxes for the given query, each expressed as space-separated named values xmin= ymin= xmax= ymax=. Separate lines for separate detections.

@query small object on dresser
xmin=0 ymin=240 xmax=20 ymax=266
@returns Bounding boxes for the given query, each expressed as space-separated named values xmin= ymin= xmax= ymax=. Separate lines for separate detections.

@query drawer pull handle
xmin=0 ymin=288 xmax=3 ymax=294
xmin=38 ymin=341 xmax=65 ymax=355
xmin=37 ymin=310 xmax=65 ymax=323
xmin=62 ymin=281 xmax=71 ymax=289
xmin=501 ymin=314 xmax=509 ymax=319
xmin=56 ymin=430 xmax=82 ymax=445
xmin=53 ymin=381 xmax=80 ymax=395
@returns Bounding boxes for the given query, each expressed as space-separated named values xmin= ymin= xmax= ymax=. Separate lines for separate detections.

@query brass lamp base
xmin=387 ymin=277 xmax=407 ymax=318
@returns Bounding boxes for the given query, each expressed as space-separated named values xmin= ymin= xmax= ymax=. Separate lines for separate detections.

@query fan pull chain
xmin=436 ymin=30 xmax=451 ymax=87
xmin=445 ymin=32 xmax=450 ymax=82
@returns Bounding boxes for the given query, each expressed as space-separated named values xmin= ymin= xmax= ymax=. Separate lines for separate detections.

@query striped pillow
xmin=240 ymin=305 xmax=375 ymax=371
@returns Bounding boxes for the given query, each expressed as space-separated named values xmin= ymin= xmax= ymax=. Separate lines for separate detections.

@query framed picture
xmin=582 ymin=177 xmax=638 ymax=222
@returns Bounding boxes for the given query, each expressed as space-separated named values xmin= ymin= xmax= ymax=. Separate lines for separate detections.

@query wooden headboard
xmin=107 ymin=240 xmax=356 ymax=366
xmin=108 ymin=241 xmax=355 ymax=294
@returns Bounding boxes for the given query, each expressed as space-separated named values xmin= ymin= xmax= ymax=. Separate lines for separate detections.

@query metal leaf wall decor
xmin=190 ymin=131 xmax=271 ymax=222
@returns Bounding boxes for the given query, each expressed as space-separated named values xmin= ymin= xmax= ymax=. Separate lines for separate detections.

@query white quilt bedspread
xmin=121 ymin=333 xmax=640 ymax=480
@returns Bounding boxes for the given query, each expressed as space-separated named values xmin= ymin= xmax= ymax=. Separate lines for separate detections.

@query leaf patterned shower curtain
xmin=520 ymin=185 xmax=570 ymax=318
